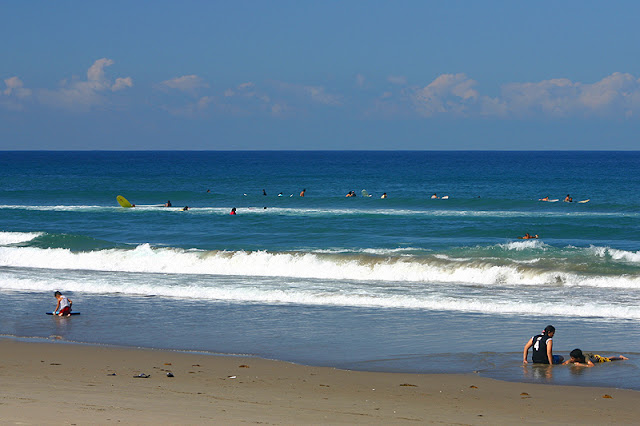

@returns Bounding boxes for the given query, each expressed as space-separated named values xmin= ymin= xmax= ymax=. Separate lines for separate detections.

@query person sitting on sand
xmin=53 ymin=291 xmax=73 ymax=317
xmin=523 ymin=325 xmax=564 ymax=365
xmin=562 ymin=348 xmax=628 ymax=367
xmin=564 ymin=194 xmax=573 ymax=202
xmin=519 ymin=233 xmax=539 ymax=240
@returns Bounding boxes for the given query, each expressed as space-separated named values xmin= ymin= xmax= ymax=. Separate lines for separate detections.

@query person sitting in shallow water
xmin=523 ymin=325 xmax=563 ymax=365
xmin=562 ymin=348 xmax=628 ymax=367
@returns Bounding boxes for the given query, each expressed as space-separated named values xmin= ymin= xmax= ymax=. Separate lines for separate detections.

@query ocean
xmin=1 ymin=151 xmax=639 ymax=390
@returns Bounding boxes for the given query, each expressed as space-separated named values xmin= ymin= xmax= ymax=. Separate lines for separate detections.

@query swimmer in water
xmin=519 ymin=233 xmax=539 ymax=239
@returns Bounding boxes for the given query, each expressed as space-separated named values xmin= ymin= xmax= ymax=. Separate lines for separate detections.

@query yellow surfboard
xmin=117 ymin=195 xmax=133 ymax=208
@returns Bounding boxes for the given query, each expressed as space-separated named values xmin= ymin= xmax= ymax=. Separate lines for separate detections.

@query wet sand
xmin=1 ymin=339 xmax=637 ymax=425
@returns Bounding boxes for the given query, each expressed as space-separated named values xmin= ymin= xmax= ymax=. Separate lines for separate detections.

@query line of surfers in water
xmin=159 ymin=191 xmax=584 ymax=240
xmin=521 ymin=194 xmax=584 ymax=239
xmin=540 ymin=194 xmax=578 ymax=203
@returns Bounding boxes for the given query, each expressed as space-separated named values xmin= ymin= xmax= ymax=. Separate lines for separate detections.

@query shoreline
xmin=2 ymin=339 xmax=638 ymax=424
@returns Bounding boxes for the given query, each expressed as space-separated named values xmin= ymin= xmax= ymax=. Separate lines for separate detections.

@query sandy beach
xmin=0 ymin=339 xmax=637 ymax=425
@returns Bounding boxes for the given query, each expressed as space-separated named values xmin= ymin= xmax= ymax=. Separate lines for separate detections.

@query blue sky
xmin=2 ymin=1 xmax=640 ymax=150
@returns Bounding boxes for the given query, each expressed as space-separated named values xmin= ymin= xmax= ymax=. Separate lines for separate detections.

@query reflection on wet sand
xmin=523 ymin=364 xmax=554 ymax=381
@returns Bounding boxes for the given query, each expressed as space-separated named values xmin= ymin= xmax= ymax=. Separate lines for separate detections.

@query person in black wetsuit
xmin=523 ymin=325 xmax=564 ymax=365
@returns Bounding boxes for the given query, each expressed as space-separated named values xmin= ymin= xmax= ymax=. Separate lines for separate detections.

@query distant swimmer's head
xmin=570 ymin=348 xmax=586 ymax=363
xmin=543 ymin=325 xmax=555 ymax=336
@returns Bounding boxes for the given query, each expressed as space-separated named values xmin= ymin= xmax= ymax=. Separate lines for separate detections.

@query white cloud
xmin=87 ymin=58 xmax=114 ymax=85
xmin=112 ymin=77 xmax=133 ymax=91
xmin=160 ymin=75 xmax=208 ymax=92
xmin=500 ymin=73 xmax=640 ymax=117
xmin=411 ymin=73 xmax=479 ymax=116
xmin=3 ymin=76 xmax=32 ymax=97
xmin=1 ymin=76 xmax=32 ymax=110
xmin=355 ymin=74 xmax=365 ymax=88
xmin=37 ymin=58 xmax=133 ymax=111
xmin=278 ymin=82 xmax=342 ymax=106
xmin=405 ymin=72 xmax=640 ymax=119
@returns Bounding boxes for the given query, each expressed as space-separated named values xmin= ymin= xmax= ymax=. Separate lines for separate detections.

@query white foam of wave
xmin=0 ymin=231 xmax=42 ymax=246
xmin=313 ymin=247 xmax=427 ymax=256
xmin=0 ymin=205 xmax=109 ymax=212
xmin=3 ymin=274 xmax=640 ymax=320
xmin=499 ymin=240 xmax=548 ymax=251
xmin=0 ymin=204 xmax=636 ymax=219
xmin=1 ymin=244 xmax=640 ymax=289
xmin=590 ymin=246 xmax=640 ymax=263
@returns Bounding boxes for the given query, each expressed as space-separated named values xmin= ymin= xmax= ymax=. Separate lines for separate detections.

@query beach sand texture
xmin=1 ymin=340 xmax=638 ymax=425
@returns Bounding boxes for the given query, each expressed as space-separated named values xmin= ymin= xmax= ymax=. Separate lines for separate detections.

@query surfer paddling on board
xmin=539 ymin=196 xmax=550 ymax=201
xmin=523 ymin=325 xmax=563 ymax=365
xmin=519 ymin=233 xmax=539 ymax=239
xmin=53 ymin=291 xmax=73 ymax=317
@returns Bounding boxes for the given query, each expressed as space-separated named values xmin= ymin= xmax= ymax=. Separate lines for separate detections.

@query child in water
xmin=562 ymin=348 xmax=628 ymax=367
xmin=53 ymin=291 xmax=72 ymax=317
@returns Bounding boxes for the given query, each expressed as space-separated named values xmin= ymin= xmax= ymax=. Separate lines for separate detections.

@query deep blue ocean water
xmin=1 ymin=151 xmax=640 ymax=390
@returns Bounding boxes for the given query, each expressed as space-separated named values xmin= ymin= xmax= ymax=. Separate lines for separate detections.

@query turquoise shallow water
xmin=1 ymin=151 xmax=639 ymax=389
